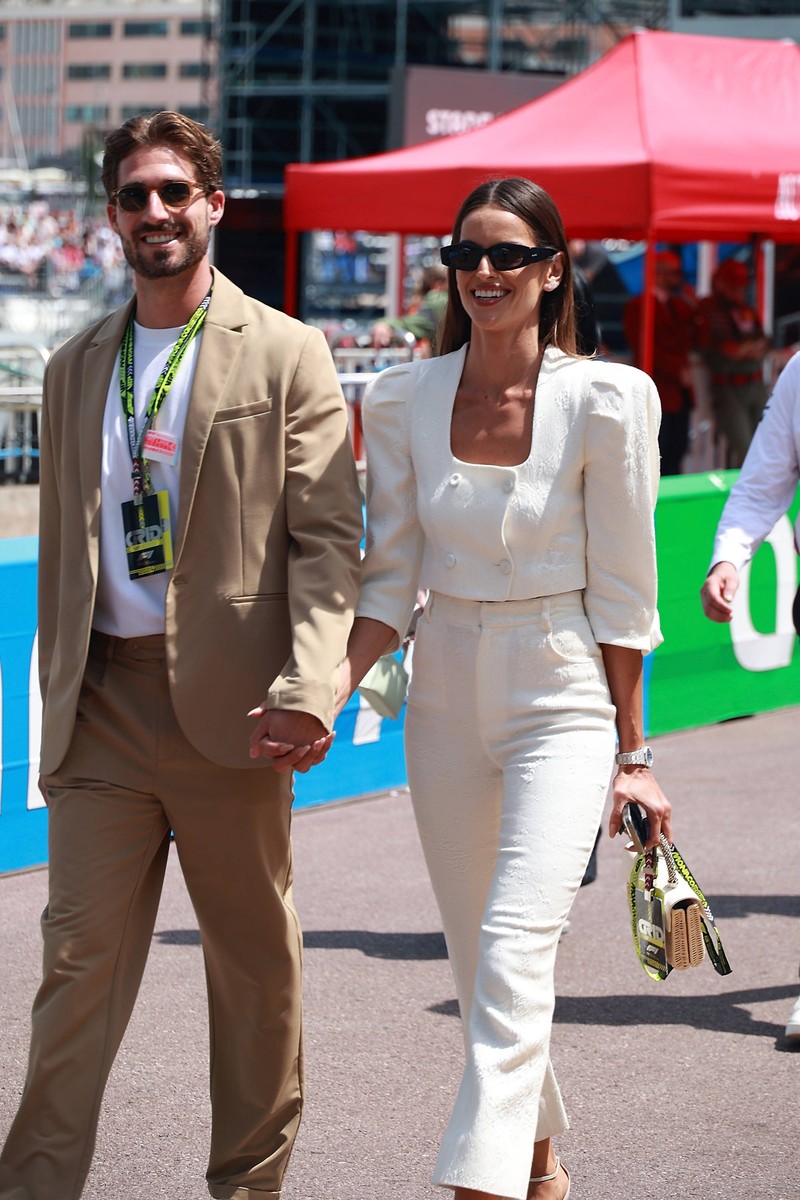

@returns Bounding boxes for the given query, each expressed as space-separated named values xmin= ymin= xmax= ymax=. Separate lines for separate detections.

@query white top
xmin=93 ymin=320 xmax=201 ymax=637
xmin=711 ymin=349 xmax=800 ymax=573
xmin=357 ymin=344 xmax=663 ymax=652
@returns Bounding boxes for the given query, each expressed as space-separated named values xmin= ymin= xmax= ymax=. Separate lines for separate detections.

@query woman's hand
xmin=608 ymin=765 xmax=671 ymax=848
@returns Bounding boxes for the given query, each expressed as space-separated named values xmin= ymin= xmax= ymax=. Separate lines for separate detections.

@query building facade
xmin=0 ymin=0 xmax=216 ymax=170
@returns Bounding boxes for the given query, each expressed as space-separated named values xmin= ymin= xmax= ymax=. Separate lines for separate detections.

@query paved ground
xmin=1 ymin=706 xmax=798 ymax=1200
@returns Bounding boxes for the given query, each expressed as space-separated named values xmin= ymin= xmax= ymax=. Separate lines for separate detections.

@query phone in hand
xmin=621 ymin=802 xmax=650 ymax=854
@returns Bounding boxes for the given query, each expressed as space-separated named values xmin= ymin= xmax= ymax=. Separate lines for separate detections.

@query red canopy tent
xmin=283 ymin=29 xmax=800 ymax=366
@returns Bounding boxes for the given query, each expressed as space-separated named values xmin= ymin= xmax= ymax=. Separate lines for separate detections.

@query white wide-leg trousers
xmin=405 ymin=591 xmax=616 ymax=1200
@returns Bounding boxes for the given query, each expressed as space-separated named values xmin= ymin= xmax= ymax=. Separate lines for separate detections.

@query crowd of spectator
xmin=0 ymin=200 xmax=128 ymax=303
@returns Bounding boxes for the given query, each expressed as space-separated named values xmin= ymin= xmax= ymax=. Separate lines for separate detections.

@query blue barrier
xmin=0 ymin=538 xmax=46 ymax=873
xmin=0 ymin=538 xmax=408 ymax=873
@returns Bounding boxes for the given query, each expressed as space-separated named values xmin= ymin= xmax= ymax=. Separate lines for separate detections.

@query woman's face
xmin=455 ymin=204 xmax=563 ymax=339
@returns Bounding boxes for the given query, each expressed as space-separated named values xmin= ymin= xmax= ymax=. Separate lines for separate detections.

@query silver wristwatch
xmin=615 ymin=746 xmax=653 ymax=768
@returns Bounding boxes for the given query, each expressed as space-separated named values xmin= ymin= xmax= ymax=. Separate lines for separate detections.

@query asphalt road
xmin=1 ymin=707 xmax=798 ymax=1200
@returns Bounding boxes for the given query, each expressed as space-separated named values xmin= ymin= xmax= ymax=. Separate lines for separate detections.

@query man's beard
xmin=120 ymin=222 xmax=209 ymax=280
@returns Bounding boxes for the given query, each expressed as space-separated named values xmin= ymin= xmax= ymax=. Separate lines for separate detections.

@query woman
xmin=337 ymin=178 xmax=671 ymax=1200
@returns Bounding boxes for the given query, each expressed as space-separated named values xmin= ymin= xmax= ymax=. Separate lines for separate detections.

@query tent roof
xmin=283 ymin=30 xmax=800 ymax=243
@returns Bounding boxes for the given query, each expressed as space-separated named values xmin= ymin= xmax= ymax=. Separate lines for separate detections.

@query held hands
xmin=700 ymin=561 xmax=740 ymax=623
xmin=608 ymin=766 xmax=671 ymax=849
xmin=247 ymin=705 xmax=334 ymax=774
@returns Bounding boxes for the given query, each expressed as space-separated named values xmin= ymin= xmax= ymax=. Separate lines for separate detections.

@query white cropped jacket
xmin=356 ymin=343 xmax=663 ymax=654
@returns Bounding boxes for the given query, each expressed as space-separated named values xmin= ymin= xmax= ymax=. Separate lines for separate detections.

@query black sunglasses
xmin=112 ymin=181 xmax=206 ymax=214
xmin=440 ymin=241 xmax=559 ymax=272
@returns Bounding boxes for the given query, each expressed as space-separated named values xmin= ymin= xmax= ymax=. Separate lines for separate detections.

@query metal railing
xmin=0 ymin=336 xmax=48 ymax=484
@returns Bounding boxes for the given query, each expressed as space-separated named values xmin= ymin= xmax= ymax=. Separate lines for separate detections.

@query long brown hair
xmin=101 ymin=111 xmax=223 ymax=199
xmin=437 ymin=177 xmax=578 ymax=357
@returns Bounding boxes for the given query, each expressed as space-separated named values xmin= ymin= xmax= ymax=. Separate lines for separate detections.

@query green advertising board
xmin=650 ymin=470 xmax=800 ymax=736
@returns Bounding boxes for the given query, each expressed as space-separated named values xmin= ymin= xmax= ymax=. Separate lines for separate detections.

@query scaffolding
xmin=218 ymin=0 xmax=668 ymax=187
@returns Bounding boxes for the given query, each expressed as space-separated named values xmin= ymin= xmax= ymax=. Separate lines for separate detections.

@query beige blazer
xmin=357 ymin=344 xmax=662 ymax=653
xmin=38 ymin=269 xmax=362 ymax=774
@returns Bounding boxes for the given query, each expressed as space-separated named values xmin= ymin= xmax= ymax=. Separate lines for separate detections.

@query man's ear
xmin=207 ymin=189 xmax=225 ymax=226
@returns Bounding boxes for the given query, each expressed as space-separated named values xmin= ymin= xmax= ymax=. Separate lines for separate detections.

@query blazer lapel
xmin=79 ymin=299 xmax=135 ymax=578
xmin=173 ymin=271 xmax=246 ymax=561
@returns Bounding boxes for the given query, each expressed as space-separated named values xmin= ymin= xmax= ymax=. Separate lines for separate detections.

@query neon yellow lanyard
xmin=118 ymin=288 xmax=211 ymax=503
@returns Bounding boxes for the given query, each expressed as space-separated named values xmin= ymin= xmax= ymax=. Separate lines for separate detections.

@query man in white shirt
xmin=700 ymin=349 xmax=800 ymax=1041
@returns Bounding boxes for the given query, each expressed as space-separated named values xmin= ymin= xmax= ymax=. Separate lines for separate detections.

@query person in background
xmin=700 ymin=347 xmax=800 ymax=1043
xmin=696 ymin=257 xmax=769 ymax=467
xmin=334 ymin=176 xmax=670 ymax=1200
xmin=623 ymin=250 xmax=697 ymax=475
xmin=0 ymin=111 xmax=363 ymax=1200
xmin=371 ymin=262 xmax=449 ymax=356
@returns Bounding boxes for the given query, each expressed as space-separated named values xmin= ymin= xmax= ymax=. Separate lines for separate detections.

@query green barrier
xmin=650 ymin=470 xmax=800 ymax=736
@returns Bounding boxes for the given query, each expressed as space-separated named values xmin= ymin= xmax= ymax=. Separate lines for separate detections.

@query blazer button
xmin=449 ymin=473 xmax=461 ymax=486
xmin=499 ymin=559 xmax=512 ymax=575
xmin=502 ymin=477 xmax=515 ymax=493
xmin=445 ymin=553 xmax=457 ymax=568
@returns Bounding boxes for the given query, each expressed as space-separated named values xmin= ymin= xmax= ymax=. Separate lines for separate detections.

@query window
xmin=122 ymin=104 xmax=166 ymax=120
xmin=123 ymin=63 xmax=168 ymax=79
xmin=179 ymin=105 xmax=209 ymax=123
xmin=181 ymin=19 xmax=212 ymax=36
xmin=179 ymin=62 xmax=210 ymax=79
xmin=123 ymin=21 xmax=168 ymax=37
xmin=65 ymin=104 xmax=109 ymax=123
xmin=67 ymin=64 xmax=111 ymax=80
xmin=68 ymin=22 xmax=113 ymax=39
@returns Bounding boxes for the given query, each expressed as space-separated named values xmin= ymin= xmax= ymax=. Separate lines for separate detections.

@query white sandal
xmin=529 ymin=1155 xmax=571 ymax=1199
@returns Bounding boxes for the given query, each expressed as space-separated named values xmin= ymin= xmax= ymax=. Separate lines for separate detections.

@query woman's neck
xmin=464 ymin=328 xmax=544 ymax=400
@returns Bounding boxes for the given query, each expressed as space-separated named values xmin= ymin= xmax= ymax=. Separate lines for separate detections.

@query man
xmin=696 ymin=257 xmax=769 ymax=468
xmin=700 ymin=348 xmax=800 ymax=1042
xmin=0 ymin=111 xmax=362 ymax=1199
xmin=623 ymin=250 xmax=697 ymax=476
xmin=370 ymin=262 xmax=448 ymax=356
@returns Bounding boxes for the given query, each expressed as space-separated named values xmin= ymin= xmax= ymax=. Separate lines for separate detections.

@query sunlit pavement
xmin=1 ymin=707 xmax=798 ymax=1200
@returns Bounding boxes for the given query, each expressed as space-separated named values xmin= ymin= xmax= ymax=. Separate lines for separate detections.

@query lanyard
xmin=118 ymin=288 xmax=211 ymax=503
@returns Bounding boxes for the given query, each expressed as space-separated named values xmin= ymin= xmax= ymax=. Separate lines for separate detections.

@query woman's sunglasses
xmin=440 ymin=241 xmax=558 ymax=272
xmin=112 ymin=181 xmax=206 ymax=214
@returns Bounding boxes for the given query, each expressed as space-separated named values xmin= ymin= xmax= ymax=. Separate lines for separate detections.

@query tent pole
xmin=640 ymin=238 xmax=656 ymax=379
xmin=759 ymin=237 xmax=775 ymax=339
xmin=397 ymin=234 xmax=407 ymax=317
xmin=284 ymin=229 xmax=299 ymax=317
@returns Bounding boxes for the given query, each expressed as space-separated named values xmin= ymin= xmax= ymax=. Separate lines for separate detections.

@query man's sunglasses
xmin=112 ymin=181 xmax=206 ymax=214
xmin=440 ymin=241 xmax=559 ymax=272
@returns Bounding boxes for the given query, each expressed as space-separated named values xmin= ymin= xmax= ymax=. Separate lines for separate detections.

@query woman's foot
xmin=528 ymin=1156 xmax=570 ymax=1200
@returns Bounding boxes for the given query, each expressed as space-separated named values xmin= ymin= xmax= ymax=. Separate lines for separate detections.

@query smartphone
xmin=621 ymin=802 xmax=650 ymax=854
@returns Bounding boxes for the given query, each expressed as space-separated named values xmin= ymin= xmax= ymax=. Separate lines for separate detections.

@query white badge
xmin=142 ymin=429 xmax=179 ymax=465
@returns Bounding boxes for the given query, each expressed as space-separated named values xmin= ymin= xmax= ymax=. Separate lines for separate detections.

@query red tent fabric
xmin=283 ymin=29 xmax=800 ymax=244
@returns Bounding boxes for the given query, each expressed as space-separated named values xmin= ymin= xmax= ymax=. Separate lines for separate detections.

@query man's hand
xmin=247 ymin=706 xmax=333 ymax=773
xmin=700 ymin=561 xmax=740 ymax=623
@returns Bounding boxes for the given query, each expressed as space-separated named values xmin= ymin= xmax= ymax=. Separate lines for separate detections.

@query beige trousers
xmin=0 ymin=633 xmax=303 ymax=1200
xmin=405 ymin=591 xmax=616 ymax=1200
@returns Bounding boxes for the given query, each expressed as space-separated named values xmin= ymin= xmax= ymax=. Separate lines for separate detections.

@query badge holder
xmin=121 ymin=491 xmax=173 ymax=580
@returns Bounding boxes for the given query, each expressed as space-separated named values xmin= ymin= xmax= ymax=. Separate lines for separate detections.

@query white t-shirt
xmin=92 ymin=320 xmax=202 ymax=636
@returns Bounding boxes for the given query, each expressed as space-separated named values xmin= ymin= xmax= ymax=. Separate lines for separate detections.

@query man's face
xmin=717 ymin=275 xmax=747 ymax=305
xmin=656 ymin=260 xmax=683 ymax=295
xmin=107 ymin=143 xmax=224 ymax=281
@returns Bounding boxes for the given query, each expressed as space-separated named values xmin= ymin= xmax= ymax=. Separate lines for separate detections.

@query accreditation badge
xmin=121 ymin=490 xmax=174 ymax=580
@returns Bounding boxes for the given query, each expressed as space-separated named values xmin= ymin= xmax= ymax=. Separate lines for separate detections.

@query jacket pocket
xmin=212 ymin=397 xmax=273 ymax=423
